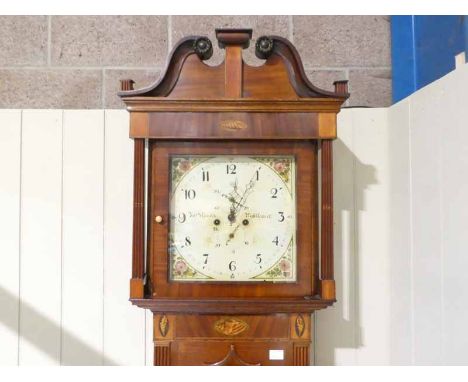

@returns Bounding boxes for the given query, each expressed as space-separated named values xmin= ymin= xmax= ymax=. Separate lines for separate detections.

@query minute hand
xmin=233 ymin=174 xmax=257 ymax=214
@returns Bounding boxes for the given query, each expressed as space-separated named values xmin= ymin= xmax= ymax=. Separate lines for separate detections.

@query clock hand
xmin=232 ymin=171 xmax=258 ymax=215
xmin=228 ymin=206 xmax=236 ymax=224
xmin=228 ymin=190 xmax=248 ymax=224
xmin=221 ymin=193 xmax=244 ymax=206
xmin=221 ymin=193 xmax=247 ymax=211
xmin=225 ymin=170 xmax=258 ymax=224
xmin=219 ymin=192 xmax=241 ymax=224
xmin=224 ymin=177 xmax=246 ymax=224
xmin=225 ymin=223 xmax=241 ymax=245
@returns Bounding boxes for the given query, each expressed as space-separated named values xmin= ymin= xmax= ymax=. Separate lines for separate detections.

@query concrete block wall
xmin=0 ymin=15 xmax=391 ymax=109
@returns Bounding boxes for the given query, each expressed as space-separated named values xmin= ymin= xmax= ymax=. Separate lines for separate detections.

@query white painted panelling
xmin=426 ymin=67 xmax=468 ymax=365
xmin=19 ymin=110 xmax=63 ymax=365
xmin=387 ymin=99 xmax=413 ymax=365
xmin=316 ymin=109 xmax=395 ymax=366
xmin=61 ymin=110 xmax=104 ymax=365
xmin=409 ymin=81 xmax=444 ymax=365
xmin=103 ymin=110 xmax=146 ymax=365
xmin=316 ymin=109 xmax=357 ymax=365
xmin=0 ymin=110 xmax=22 ymax=365
xmin=352 ymin=108 xmax=391 ymax=365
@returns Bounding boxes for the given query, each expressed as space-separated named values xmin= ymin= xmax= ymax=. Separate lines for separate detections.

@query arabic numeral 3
xmin=278 ymin=211 xmax=285 ymax=222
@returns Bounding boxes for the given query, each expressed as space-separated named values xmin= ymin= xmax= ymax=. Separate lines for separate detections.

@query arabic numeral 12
xmin=226 ymin=164 xmax=237 ymax=174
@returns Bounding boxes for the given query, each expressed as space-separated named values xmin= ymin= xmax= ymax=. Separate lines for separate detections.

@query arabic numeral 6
xmin=229 ymin=261 xmax=237 ymax=271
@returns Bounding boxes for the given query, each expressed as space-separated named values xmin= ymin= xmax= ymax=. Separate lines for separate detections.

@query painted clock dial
xmin=168 ymin=155 xmax=297 ymax=282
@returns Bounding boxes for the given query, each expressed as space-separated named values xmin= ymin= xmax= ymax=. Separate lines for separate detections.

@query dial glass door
xmin=168 ymin=155 xmax=297 ymax=282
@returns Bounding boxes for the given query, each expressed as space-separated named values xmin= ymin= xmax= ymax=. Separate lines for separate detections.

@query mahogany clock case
xmin=153 ymin=313 xmax=313 ymax=366
xmin=118 ymin=28 xmax=348 ymax=365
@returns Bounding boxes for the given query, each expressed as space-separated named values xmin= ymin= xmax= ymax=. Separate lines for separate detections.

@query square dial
xmin=168 ymin=155 xmax=297 ymax=282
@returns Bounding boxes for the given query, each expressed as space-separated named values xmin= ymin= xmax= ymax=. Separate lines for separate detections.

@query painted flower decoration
xmin=279 ymin=259 xmax=291 ymax=277
xmin=175 ymin=260 xmax=188 ymax=275
xmin=178 ymin=159 xmax=192 ymax=172
xmin=274 ymin=161 xmax=287 ymax=173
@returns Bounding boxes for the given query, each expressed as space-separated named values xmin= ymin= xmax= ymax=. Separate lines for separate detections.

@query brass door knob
xmin=155 ymin=215 xmax=164 ymax=224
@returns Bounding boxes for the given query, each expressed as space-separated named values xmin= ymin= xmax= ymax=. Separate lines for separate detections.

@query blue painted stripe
xmin=391 ymin=16 xmax=467 ymax=104
xmin=391 ymin=16 xmax=417 ymax=103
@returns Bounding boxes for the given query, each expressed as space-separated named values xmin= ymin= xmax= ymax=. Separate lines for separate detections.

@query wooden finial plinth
xmin=215 ymin=28 xmax=252 ymax=98
xmin=333 ymin=80 xmax=348 ymax=96
xmin=120 ymin=79 xmax=135 ymax=92
xmin=215 ymin=28 xmax=252 ymax=49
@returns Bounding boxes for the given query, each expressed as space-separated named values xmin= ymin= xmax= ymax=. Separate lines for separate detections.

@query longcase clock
xmin=118 ymin=28 xmax=348 ymax=366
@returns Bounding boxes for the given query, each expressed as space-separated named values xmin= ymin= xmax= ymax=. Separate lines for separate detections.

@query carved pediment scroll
xmin=118 ymin=28 xmax=349 ymax=103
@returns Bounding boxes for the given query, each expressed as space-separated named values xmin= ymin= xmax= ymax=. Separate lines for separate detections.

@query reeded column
xmin=121 ymin=79 xmax=146 ymax=299
xmin=320 ymin=79 xmax=348 ymax=301
xmin=320 ymin=140 xmax=335 ymax=300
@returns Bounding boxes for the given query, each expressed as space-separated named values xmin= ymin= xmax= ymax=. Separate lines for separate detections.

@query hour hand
xmin=221 ymin=193 xmax=237 ymax=204
xmin=228 ymin=206 xmax=236 ymax=224
xmin=221 ymin=193 xmax=246 ymax=223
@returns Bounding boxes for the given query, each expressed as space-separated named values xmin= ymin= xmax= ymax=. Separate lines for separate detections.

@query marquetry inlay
xmin=159 ymin=315 xmax=169 ymax=337
xmin=295 ymin=314 xmax=305 ymax=337
xmin=213 ymin=317 xmax=249 ymax=336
